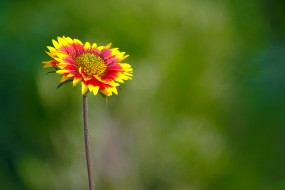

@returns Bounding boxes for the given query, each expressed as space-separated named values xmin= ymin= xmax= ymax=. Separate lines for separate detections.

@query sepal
xmin=56 ymin=79 xmax=73 ymax=89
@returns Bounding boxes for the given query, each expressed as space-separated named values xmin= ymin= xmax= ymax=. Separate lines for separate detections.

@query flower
xmin=43 ymin=36 xmax=133 ymax=96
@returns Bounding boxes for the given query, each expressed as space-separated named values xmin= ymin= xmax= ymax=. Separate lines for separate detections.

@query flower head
xmin=43 ymin=36 xmax=133 ymax=96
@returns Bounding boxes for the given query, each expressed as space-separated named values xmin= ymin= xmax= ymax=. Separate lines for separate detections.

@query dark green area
xmin=1 ymin=0 xmax=285 ymax=189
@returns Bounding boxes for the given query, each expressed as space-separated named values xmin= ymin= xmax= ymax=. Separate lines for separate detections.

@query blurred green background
xmin=1 ymin=0 xmax=285 ymax=189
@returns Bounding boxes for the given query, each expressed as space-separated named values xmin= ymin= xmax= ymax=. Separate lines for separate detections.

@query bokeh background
xmin=1 ymin=0 xmax=285 ymax=189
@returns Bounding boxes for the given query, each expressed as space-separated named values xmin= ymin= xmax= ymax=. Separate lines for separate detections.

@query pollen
xmin=75 ymin=53 xmax=106 ymax=77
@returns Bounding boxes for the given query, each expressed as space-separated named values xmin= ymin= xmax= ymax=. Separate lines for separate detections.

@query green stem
xmin=83 ymin=94 xmax=95 ymax=190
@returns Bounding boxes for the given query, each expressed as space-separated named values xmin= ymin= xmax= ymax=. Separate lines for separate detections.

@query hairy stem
xmin=83 ymin=94 xmax=95 ymax=190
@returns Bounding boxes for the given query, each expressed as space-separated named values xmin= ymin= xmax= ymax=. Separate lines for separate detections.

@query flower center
xmin=74 ymin=53 xmax=106 ymax=76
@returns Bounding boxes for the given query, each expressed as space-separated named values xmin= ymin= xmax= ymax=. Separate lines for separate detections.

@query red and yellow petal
xmin=73 ymin=77 xmax=81 ymax=86
xmin=60 ymin=75 xmax=71 ymax=83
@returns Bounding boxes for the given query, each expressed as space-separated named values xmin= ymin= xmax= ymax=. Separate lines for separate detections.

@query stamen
xmin=75 ymin=53 xmax=106 ymax=76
